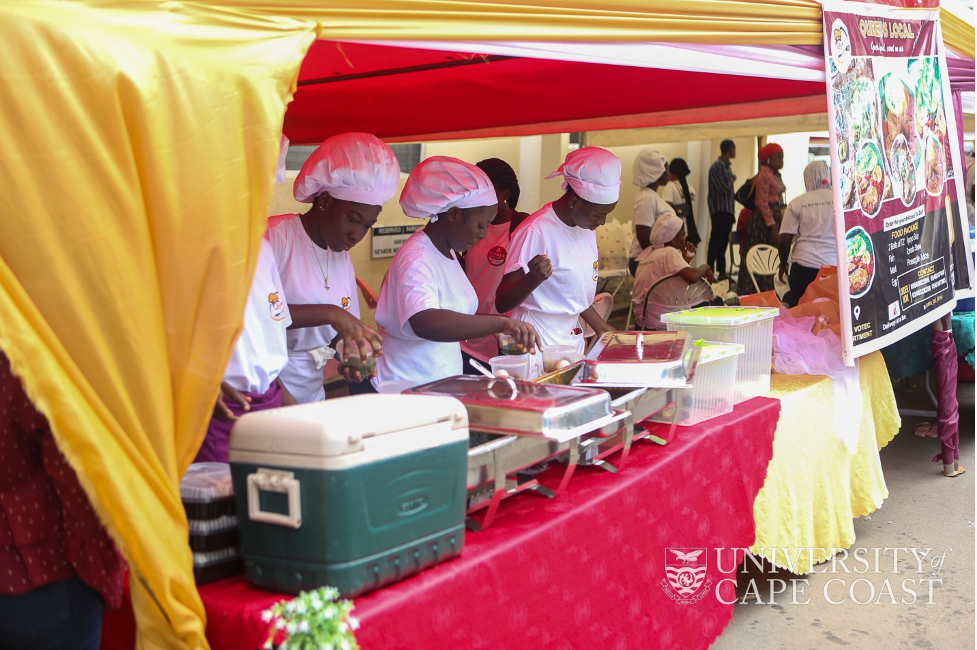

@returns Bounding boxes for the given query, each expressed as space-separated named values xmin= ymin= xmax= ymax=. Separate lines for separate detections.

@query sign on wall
xmin=822 ymin=0 xmax=974 ymax=364
xmin=371 ymin=224 xmax=424 ymax=259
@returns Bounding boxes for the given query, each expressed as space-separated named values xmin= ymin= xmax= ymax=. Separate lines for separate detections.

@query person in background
xmin=0 ymin=352 xmax=126 ymax=650
xmin=661 ymin=157 xmax=701 ymax=249
xmin=459 ymin=158 xmax=531 ymax=368
xmin=736 ymin=142 xmax=786 ymax=296
xmin=778 ymin=161 xmax=837 ymax=307
xmin=267 ymin=133 xmax=401 ymax=401
xmin=707 ymin=139 xmax=737 ymax=281
xmin=496 ymin=147 xmax=619 ymax=374
xmin=374 ymin=156 xmax=539 ymax=386
xmin=195 ymin=237 xmax=296 ymax=463
xmin=966 ymin=156 xmax=974 ymax=226
xmin=632 ymin=214 xmax=715 ymax=330
xmin=627 ymin=149 xmax=677 ymax=276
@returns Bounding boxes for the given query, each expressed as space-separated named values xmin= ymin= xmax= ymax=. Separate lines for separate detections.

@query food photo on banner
xmin=822 ymin=0 xmax=974 ymax=364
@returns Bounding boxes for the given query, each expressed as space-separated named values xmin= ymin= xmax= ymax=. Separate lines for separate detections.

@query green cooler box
xmin=228 ymin=394 xmax=469 ymax=597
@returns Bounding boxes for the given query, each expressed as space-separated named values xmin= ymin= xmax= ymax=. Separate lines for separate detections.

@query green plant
xmin=262 ymin=586 xmax=359 ymax=650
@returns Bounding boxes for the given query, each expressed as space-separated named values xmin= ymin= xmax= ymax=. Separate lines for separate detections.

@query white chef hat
xmin=293 ymin=132 xmax=401 ymax=206
xmin=545 ymin=147 xmax=622 ymax=204
xmin=803 ymin=161 xmax=832 ymax=192
xmin=400 ymin=156 xmax=497 ymax=222
xmin=632 ymin=149 xmax=668 ymax=188
xmin=650 ymin=213 xmax=684 ymax=248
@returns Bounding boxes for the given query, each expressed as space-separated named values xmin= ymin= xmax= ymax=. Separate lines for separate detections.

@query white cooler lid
xmin=229 ymin=394 xmax=468 ymax=458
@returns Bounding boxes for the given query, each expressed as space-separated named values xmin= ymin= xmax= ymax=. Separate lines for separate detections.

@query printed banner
xmin=822 ymin=1 xmax=974 ymax=364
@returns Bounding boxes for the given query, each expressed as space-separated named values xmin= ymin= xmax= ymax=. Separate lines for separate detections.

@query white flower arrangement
xmin=262 ymin=587 xmax=359 ymax=650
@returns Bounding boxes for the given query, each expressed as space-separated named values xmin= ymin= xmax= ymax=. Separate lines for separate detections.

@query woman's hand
xmin=683 ymin=241 xmax=697 ymax=262
xmin=332 ymin=309 xmax=383 ymax=363
xmin=778 ymin=262 xmax=789 ymax=283
xmin=213 ymin=381 xmax=250 ymax=422
xmin=499 ymin=317 xmax=540 ymax=355
xmin=527 ymin=254 xmax=553 ymax=283
xmin=702 ymin=265 xmax=716 ymax=284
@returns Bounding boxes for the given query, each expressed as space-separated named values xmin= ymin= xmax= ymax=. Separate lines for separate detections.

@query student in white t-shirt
xmin=496 ymin=147 xmax=620 ymax=374
xmin=778 ymin=161 xmax=837 ymax=307
xmin=195 ymin=239 xmax=295 ymax=463
xmin=374 ymin=157 xmax=540 ymax=386
xmin=629 ymin=149 xmax=678 ymax=276
xmin=661 ymin=157 xmax=701 ymax=249
xmin=459 ymin=158 xmax=531 ymax=365
xmin=632 ymin=214 xmax=715 ymax=330
xmin=266 ymin=133 xmax=401 ymax=402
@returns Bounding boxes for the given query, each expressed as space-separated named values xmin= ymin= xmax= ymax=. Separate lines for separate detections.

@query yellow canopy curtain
xmin=0 ymin=1 xmax=972 ymax=649
xmin=0 ymin=2 xmax=316 ymax=647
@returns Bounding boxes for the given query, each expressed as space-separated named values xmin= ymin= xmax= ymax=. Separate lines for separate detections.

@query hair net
xmin=758 ymin=142 xmax=784 ymax=163
xmin=546 ymin=147 xmax=622 ymax=204
xmin=632 ymin=149 xmax=668 ymax=188
xmin=650 ymin=213 xmax=684 ymax=247
xmin=400 ymin=156 xmax=497 ymax=222
xmin=293 ymin=132 xmax=401 ymax=206
xmin=803 ymin=161 xmax=832 ymax=192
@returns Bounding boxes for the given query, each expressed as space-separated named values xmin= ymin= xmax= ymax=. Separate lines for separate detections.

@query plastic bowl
xmin=541 ymin=345 xmax=579 ymax=373
xmin=489 ymin=354 xmax=530 ymax=381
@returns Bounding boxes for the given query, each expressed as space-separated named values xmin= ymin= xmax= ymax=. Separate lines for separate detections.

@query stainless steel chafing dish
xmin=406 ymin=375 xmax=631 ymax=531
xmin=575 ymin=331 xmax=700 ymax=388
xmin=404 ymin=375 xmax=628 ymax=442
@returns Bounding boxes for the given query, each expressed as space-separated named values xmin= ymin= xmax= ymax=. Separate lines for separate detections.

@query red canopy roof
xmin=284 ymin=40 xmax=827 ymax=144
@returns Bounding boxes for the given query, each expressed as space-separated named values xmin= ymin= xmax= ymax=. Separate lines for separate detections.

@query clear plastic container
xmin=498 ymin=333 xmax=527 ymax=356
xmin=489 ymin=354 xmax=530 ymax=381
xmin=335 ymin=340 xmax=377 ymax=378
xmin=541 ymin=345 xmax=579 ymax=373
xmin=192 ymin=546 xmax=243 ymax=584
xmin=662 ymin=306 xmax=777 ymax=403
xmin=188 ymin=515 xmax=240 ymax=552
xmin=652 ymin=341 xmax=743 ymax=425
xmin=181 ymin=463 xmax=235 ymax=519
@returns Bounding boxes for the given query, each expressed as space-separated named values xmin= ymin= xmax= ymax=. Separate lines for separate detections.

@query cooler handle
xmin=247 ymin=468 xmax=302 ymax=529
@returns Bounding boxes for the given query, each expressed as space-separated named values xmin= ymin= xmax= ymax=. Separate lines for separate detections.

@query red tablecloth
xmin=103 ymin=397 xmax=779 ymax=650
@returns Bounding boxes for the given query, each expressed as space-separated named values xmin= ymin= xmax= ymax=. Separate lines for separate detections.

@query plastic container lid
xmin=180 ymin=463 xmax=233 ymax=503
xmin=376 ymin=380 xmax=418 ymax=394
xmin=662 ymin=306 xmax=779 ymax=326
xmin=694 ymin=340 xmax=745 ymax=363
xmin=193 ymin=546 xmax=240 ymax=567
xmin=187 ymin=514 xmax=238 ymax=535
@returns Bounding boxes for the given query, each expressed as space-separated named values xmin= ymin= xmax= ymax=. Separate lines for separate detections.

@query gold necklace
xmin=301 ymin=215 xmax=330 ymax=290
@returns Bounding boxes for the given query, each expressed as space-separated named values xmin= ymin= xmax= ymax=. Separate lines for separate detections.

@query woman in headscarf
xmin=374 ymin=156 xmax=540 ymax=386
xmin=266 ymin=132 xmax=401 ymax=403
xmin=661 ymin=157 xmax=701 ymax=248
xmin=459 ymin=158 xmax=531 ymax=367
xmin=627 ymin=149 xmax=678 ymax=275
xmin=736 ymin=142 xmax=787 ymax=296
xmin=631 ymin=214 xmax=715 ymax=330
xmin=778 ymin=161 xmax=837 ymax=307
xmin=496 ymin=147 xmax=620 ymax=374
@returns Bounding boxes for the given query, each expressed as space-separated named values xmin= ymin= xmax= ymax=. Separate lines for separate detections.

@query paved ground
xmin=712 ymin=376 xmax=975 ymax=649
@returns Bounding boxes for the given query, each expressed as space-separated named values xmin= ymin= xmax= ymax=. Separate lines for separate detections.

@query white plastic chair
xmin=745 ymin=244 xmax=786 ymax=299
xmin=636 ymin=276 xmax=714 ymax=331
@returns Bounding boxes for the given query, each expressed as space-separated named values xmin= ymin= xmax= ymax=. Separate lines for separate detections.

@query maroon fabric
xmin=103 ymin=397 xmax=780 ymax=650
xmin=194 ymin=381 xmax=283 ymax=464
xmin=932 ymin=315 xmax=960 ymax=465
xmin=0 ymin=353 xmax=125 ymax=607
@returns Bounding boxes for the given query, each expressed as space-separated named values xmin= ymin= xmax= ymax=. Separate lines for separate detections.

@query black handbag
xmin=735 ymin=177 xmax=757 ymax=211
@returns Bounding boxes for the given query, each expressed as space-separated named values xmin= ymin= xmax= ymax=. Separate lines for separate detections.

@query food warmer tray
xmin=575 ymin=331 xmax=699 ymax=388
xmin=405 ymin=376 xmax=631 ymax=531
xmin=404 ymin=375 xmax=629 ymax=443
xmin=535 ymin=362 xmax=680 ymax=474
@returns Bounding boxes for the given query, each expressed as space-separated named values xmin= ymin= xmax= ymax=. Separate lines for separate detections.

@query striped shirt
xmin=708 ymin=157 xmax=736 ymax=216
